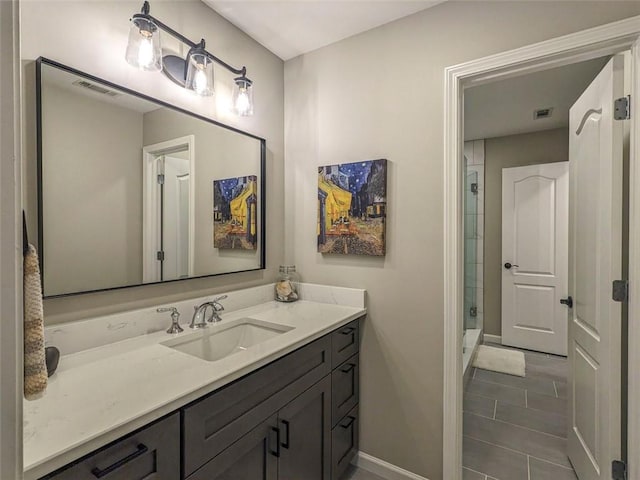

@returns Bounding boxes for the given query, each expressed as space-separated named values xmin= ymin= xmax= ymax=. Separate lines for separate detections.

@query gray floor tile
xmin=466 ymin=379 xmax=526 ymax=407
xmin=527 ymin=391 xmax=567 ymax=415
xmin=525 ymin=354 xmax=568 ymax=382
xmin=556 ymin=381 xmax=568 ymax=399
xmin=495 ymin=402 xmax=566 ymax=438
xmin=463 ymin=436 xmax=528 ymax=480
xmin=463 ymin=412 xmax=571 ymax=468
xmin=464 ymin=393 xmax=496 ymax=418
xmin=463 ymin=467 xmax=486 ymax=480
xmin=529 ymin=456 xmax=578 ymax=480
xmin=474 ymin=369 xmax=556 ymax=397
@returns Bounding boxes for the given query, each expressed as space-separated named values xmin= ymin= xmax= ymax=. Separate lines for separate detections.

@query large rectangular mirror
xmin=37 ymin=58 xmax=265 ymax=298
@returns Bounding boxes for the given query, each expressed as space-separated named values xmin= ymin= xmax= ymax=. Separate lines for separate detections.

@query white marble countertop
xmin=23 ymin=295 xmax=365 ymax=479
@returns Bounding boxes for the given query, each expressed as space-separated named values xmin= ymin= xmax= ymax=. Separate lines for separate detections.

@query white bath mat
xmin=472 ymin=345 xmax=525 ymax=377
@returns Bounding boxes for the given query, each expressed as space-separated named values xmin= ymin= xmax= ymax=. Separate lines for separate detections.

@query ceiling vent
xmin=534 ymin=107 xmax=553 ymax=120
xmin=72 ymin=80 xmax=119 ymax=97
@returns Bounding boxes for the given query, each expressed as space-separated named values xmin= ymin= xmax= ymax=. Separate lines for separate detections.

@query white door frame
xmin=142 ymin=135 xmax=196 ymax=282
xmin=443 ymin=16 xmax=640 ymax=480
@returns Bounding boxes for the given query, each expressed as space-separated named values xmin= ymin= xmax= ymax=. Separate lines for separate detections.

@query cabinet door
xmin=278 ymin=376 xmax=331 ymax=480
xmin=187 ymin=415 xmax=278 ymax=480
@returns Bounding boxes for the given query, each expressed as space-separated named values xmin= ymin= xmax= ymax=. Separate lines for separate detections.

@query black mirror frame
xmin=36 ymin=57 xmax=266 ymax=298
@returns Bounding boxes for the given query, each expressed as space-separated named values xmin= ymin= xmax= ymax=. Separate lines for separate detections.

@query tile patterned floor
xmin=463 ymin=343 xmax=578 ymax=480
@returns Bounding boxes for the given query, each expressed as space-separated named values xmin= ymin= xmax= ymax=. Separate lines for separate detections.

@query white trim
xmin=627 ymin=37 xmax=640 ymax=480
xmin=443 ymin=15 xmax=640 ymax=480
xmin=482 ymin=333 xmax=502 ymax=345
xmin=353 ymin=452 xmax=430 ymax=480
xmin=0 ymin=0 xmax=23 ymax=477
xmin=142 ymin=135 xmax=196 ymax=282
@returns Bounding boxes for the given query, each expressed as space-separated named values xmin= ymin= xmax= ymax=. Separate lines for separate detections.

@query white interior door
xmin=501 ymin=162 xmax=569 ymax=355
xmin=162 ymin=155 xmax=190 ymax=281
xmin=567 ymin=55 xmax=624 ymax=480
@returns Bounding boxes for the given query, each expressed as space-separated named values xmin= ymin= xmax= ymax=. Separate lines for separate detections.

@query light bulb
xmin=235 ymin=89 xmax=250 ymax=115
xmin=193 ymin=68 xmax=209 ymax=95
xmin=137 ymin=34 xmax=154 ymax=68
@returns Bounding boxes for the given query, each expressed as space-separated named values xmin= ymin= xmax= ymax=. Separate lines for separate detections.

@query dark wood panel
xmin=43 ymin=414 xmax=180 ymax=480
xmin=279 ymin=376 xmax=331 ymax=480
xmin=183 ymin=335 xmax=331 ymax=476
xmin=186 ymin=415 xmax=278 ymax=480
xmin=331 ymin=318 xmax=361 ymax=368
xmin=332 ymin=354 xmax=359 ymax=427
xmin=331 ymin=406 xmax=359 ymax=480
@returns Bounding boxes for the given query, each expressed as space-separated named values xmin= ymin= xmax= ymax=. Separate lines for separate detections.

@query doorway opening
xmin=462 ymin=55 xmax=616 ymax=479
xmin=443 ymin=17 xmax=640 ymax=480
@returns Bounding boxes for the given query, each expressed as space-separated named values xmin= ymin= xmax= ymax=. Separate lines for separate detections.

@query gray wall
xmin=143 ymin=107 xmax=262 ymax=276
xmin=484 ymin=128 xmax=569 ymax=337
xmin=41 ymin=83 xmax=143 ymax=295
xmin=21 ymin=0 xmax=284 ymax=324
xmin=283 ymin=3 xmax=640 ymax=478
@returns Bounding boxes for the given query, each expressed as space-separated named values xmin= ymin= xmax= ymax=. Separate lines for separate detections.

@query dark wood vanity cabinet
xmin=42 ymin=317 xmax=362 ymax=480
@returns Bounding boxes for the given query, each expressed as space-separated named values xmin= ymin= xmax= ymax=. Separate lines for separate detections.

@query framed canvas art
xmin=317 ymin=159 xmax=387 ymax=255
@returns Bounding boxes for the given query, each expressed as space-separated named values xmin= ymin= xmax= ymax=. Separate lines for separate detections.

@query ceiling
xmin=203 ymin=0 xmax=445 ymax=60
xmin=464 ymin=56 xmax=610 ymax=141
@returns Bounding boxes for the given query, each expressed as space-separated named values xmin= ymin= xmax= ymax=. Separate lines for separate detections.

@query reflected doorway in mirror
xmin=142 ymin=135 xmax=196 ymax=283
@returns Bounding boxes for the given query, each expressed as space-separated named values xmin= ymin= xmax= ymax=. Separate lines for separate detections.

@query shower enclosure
xmin=463 ymin=143 xmax=484 ymax=373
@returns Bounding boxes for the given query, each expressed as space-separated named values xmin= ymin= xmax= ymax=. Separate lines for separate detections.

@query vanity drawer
xmin=183 ymin=335 xmax=331 ymax=476
xmin=331 ymin=318 xmax=360 ymax=369
xmin=331 ymin=406 xmax=359 ymax=480
xmin=42 ymin=414 xmax=180 ymax=480
xmin=332 ymin=354 xmax=359 ymax=427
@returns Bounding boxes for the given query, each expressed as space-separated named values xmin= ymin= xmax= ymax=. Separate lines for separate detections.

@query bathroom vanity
xmin=24 ymin=285 xmax=365 ymax=480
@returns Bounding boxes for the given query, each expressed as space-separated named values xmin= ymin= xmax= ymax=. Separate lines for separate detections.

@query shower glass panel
xmin=463 ymin=169 xmax=478 ymax=354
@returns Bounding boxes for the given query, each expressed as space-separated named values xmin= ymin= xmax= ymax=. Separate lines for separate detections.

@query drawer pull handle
xmin=340 ymin=416 xmax=356 ymax=429
xmin=281 ymin=419 xmax=290 ymax=449
xmin=340 ymin=327 xmax=355 ymax=335
xmin=340 ymin=363 xmax=356 ymax=373
xmin=270 ymin=427 xmax=281 ymax=458
xmin=91 ymin=443 xmax=148 ymax=478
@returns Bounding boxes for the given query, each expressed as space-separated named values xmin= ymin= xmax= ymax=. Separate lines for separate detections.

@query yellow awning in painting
xmin=318 ymin=174 xmax=352 ymax=229
xmin=230 ymin=178 xmax=257 ymax=230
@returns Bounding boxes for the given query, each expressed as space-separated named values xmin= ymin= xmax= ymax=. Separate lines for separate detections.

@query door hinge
xmin=470 ymin=183 xmax=478 ymax=194
xmin=612 ymin=280 xmax=628 ymax=303
xmin=612 ymin=460 xmax=626 ymax=480
xmin=157 ymin=173 xmax=165 ymax=185
xmin=614 ymin=95 xmax=631 ymax=120
xmin=156 ymin=251 xmax=165 ymax=261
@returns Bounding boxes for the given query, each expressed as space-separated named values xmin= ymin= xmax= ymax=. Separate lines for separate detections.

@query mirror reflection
xmin=37 ymin=58 xmax=265 ymax=297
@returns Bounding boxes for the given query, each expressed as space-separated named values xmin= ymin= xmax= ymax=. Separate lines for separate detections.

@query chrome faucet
xmin=190 ymin=295 xmax=228 ymax=329
xmin=157 ymin=306 xmax=184 ymax=334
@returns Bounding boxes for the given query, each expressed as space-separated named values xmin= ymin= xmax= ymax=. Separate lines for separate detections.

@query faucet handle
xmin=157 ymin=307 xmax=183 ymax=334
xmin=157 ymin=306 xmax=178 ymax=315
xmin=212 ymin=295 xmax=228 ymax=303
xmin=211 ymin=295 xmax=227 ymax=312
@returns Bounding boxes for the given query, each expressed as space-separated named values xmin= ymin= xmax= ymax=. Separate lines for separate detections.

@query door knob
xmin=560 ymin=296 xmax=573 ymax=308
xmin=504 ymin=262 xmax=519 ymax=270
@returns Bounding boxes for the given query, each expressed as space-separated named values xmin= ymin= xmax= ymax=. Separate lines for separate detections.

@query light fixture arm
xmin=133 ymin=1 xmax=247 ymax=77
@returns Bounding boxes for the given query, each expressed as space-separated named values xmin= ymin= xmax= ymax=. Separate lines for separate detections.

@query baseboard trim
xmin=482 ymin=333 xmax=502 ymax=344
xmin=353 ymin=452 xmax=430 ymax=480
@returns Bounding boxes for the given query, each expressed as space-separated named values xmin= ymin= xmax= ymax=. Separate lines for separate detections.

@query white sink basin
xmin=161 ymin=318 xmax=294 ymax=362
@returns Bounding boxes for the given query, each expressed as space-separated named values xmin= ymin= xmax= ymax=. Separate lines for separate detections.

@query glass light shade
xmin=185 ymin=53 xmax=214 ymax=96
xmin=125 ymin=17 xmax=162 ymax=72
xmin=232 ymin=77 xmax=254 ymax=116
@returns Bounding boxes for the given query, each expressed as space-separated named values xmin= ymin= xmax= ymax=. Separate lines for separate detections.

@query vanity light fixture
xmin=126 ymin=1 xmax=254 ymax=115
